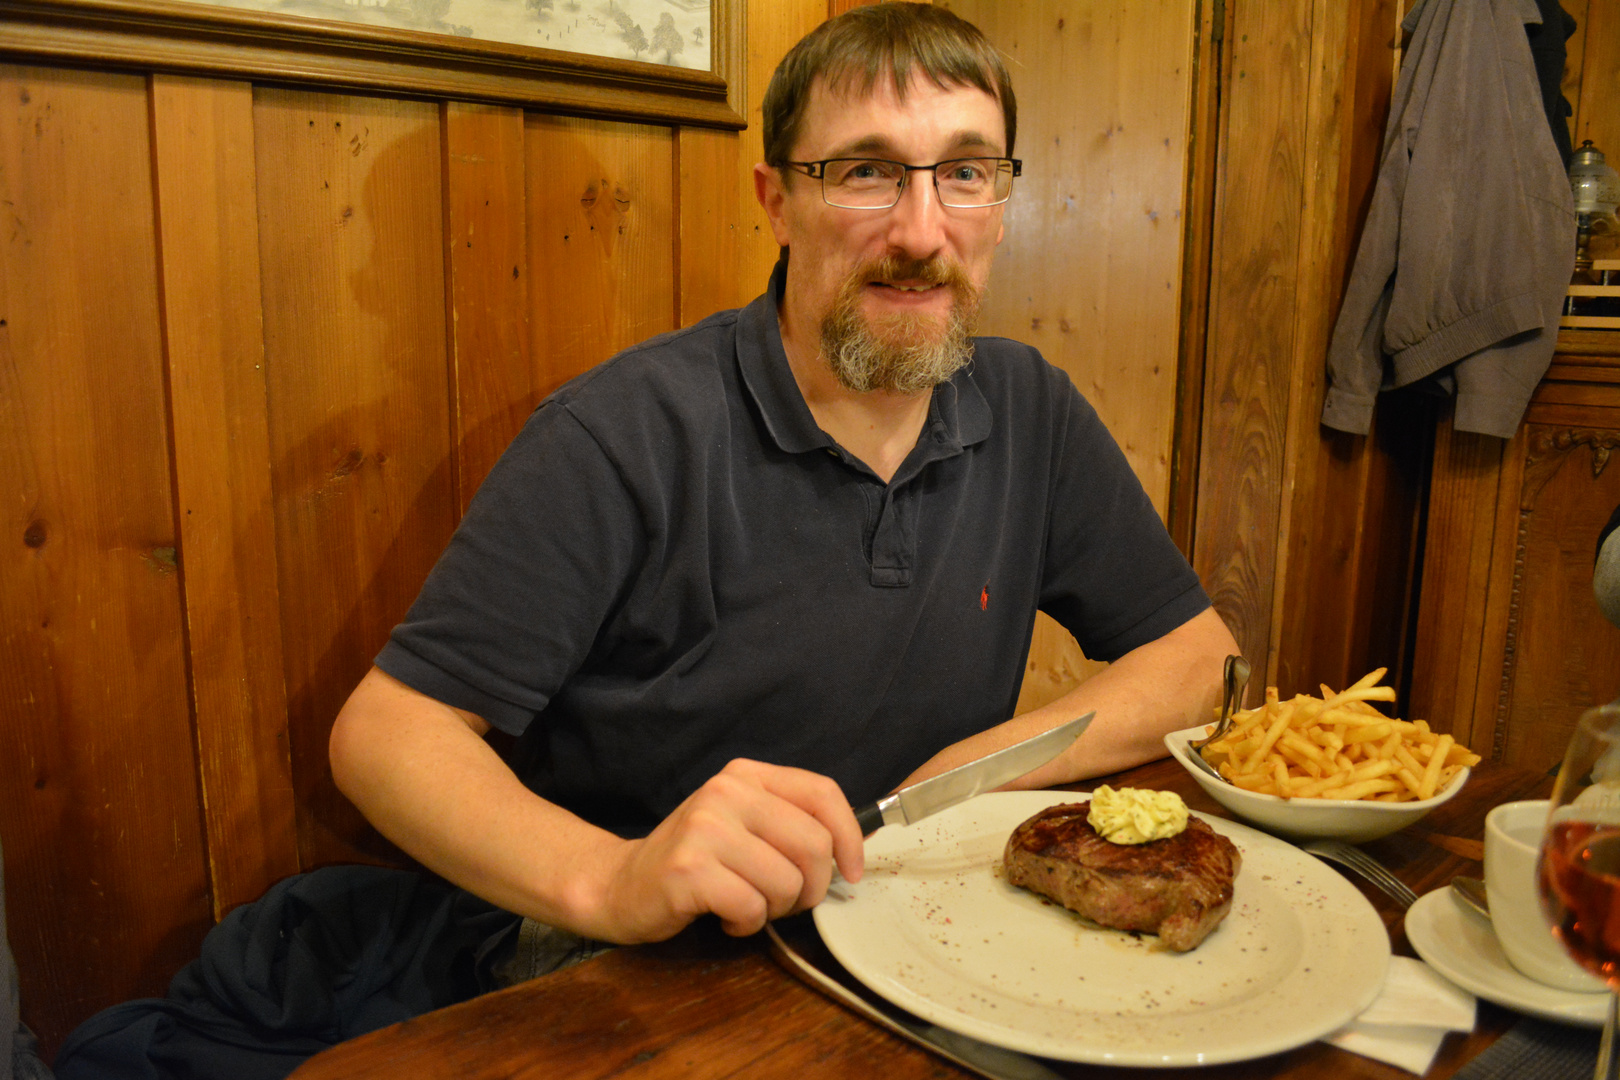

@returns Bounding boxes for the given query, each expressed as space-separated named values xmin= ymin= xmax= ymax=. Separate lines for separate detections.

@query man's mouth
xmin=871 ymin=281 xmax=943 ymax=292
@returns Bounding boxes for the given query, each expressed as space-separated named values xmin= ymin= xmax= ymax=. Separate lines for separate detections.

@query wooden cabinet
xmin=1410 ymin=331 xmax=1620 ymax=773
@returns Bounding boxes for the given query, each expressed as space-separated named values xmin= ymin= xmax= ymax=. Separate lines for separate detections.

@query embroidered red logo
xmin=980 ymin=584 xmax=989 ymax=610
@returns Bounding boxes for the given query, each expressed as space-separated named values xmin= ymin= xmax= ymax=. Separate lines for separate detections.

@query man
xmin=330 ymin=3 xmax=1237 ymax=949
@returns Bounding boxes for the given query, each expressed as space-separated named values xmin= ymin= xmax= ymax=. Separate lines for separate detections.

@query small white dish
xmin=1406 ymin=886 xmax=1608 ymax=1027
xmin=1164 ymin=725 xmax=1469 ymax=843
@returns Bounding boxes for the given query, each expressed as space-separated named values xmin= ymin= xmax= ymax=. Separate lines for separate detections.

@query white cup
xmin=1484 ymin=800 xmax=1607 ymax=992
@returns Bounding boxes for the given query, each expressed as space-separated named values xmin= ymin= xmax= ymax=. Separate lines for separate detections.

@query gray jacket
xmin=1321 ymin=0 xmax=1575 ymax=439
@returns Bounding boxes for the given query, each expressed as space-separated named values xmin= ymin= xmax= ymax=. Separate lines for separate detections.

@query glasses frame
xmin=783 ymin=156 xmax=1023 ymax=210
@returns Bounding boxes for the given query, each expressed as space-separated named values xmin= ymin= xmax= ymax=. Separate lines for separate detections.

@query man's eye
xmin=847 ymin=161 xmax=891 ymax=180
xmin=946 ymin=162 xmax=989 ymax=183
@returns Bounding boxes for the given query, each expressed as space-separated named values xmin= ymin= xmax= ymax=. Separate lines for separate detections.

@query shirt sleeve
xmin=376 ymin=401 xmax=646 ymax=735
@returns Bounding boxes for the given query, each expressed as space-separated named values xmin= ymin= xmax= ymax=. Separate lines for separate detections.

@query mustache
xmin=854 ymin=254 xmax=973 ymax=290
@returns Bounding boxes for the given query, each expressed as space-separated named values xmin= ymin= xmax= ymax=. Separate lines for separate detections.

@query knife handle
xmin=854 ymin=801 xmax=887 ymax=836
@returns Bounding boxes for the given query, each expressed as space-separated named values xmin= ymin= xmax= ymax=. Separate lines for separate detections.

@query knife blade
xmin=853 ymin=712 xmax=1094 ymax=835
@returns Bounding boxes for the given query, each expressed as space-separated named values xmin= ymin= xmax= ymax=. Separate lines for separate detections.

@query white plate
xmin=814 ymin=790 xmax=1391 ymax=1066
xmin=1406 ymin=887 xmax=1608 ymax=1028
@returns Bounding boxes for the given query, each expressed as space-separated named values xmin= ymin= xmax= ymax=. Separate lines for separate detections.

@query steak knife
xmin=853 ymin=712 xmax=1094 ymax=835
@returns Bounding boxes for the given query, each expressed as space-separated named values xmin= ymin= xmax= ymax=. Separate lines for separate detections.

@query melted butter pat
xmin=1087 ymin=785 xmax=1189 ymax=844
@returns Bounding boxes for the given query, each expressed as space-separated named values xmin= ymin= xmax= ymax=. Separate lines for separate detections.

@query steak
xmin=1003 ymin=801 xmax=1241 ymax=951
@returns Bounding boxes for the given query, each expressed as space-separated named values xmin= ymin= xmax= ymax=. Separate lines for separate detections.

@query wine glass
xmin=1538 ymin=703 xmax=1620 ymax=1079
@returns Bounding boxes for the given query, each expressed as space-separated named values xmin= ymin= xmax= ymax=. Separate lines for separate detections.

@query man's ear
xmin=753 ymin=162 xmax=794 ymax=248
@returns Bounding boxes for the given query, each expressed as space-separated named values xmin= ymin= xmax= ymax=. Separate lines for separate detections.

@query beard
xmin=819 ymin=255 xmax=982 ymax=395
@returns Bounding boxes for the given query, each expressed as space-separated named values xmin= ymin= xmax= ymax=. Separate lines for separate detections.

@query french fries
xmin=1197 ymin=668 xmax=1481 ymax=802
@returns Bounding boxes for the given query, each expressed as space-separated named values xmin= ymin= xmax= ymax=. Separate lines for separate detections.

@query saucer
xmin=1406 ymin=888 xmax=1608 ymax=1028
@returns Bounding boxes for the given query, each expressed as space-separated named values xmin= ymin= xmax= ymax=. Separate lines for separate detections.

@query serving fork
xmin=1300 ymin=838 xmax=1419 ymax=910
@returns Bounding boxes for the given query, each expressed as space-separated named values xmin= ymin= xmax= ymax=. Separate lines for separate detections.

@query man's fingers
xmin=605 ymin=759 xmax=866 ymax=942
xmin=723 ymin=759 xmax=865 ymax=884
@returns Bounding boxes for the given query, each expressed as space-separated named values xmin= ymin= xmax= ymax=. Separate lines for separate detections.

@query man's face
xmin=757 ymin=74 xmax=1008 ymax=394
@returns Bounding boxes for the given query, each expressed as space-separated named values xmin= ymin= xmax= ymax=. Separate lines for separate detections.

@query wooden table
xmin=290 ymin=758 xmax=1555 ymax=1080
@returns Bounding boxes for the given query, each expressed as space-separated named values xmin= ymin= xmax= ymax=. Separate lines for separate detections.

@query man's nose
xmin=882 ymin=172 xmax=948 ymax=257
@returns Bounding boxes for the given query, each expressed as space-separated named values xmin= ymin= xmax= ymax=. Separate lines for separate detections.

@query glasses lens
xmin=822 ymin=159 xmax=906 ymax=208
xmin=936 ymin=158 xmax=1012 ymax=207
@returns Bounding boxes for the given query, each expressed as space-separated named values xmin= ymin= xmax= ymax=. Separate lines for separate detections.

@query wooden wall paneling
xmin=1495 ymin=415 xmax=1620 ymax=772
xmin=1562 ymin=0 xmax=1588 ymax=148
xmin=1194 ymin=0 xmax=1316 ymax=678
xmin=677 ymin=126 xmax=746 ymax=325
xmin=1468 ymin=422 xmax=1532 ymax=755
xmin=1272 ymin=0 xmax=1432 ymax=702
xmin=151 ymin=74 xmax=300 ymax=919
xmin=0 ymin=65 xmax=212 ymax=1054
xmin=526 ymin=114 xmax=675 ymax=394
xmin=254 ymin=89 xmax=455 ymax=869
xmin=1407 ymin=418 xmax=1510 ymax=750
xmin=1571 ymin=0 xmax=1619 ymax=162
xmin=1195 ymin=0 xmax=1428 ymax=700
xmin=951 ymin=0 xmax=1197 ymax=515
xmin=734 ymin=0 xmax=827 ymax=294
xmin=1169 ymin=0 xmax=1228 ymax=555
xmin=1268 ymin=0 xmax=1365 ymax=693
xmin=443 ymin=101 xmax=532 ymax=508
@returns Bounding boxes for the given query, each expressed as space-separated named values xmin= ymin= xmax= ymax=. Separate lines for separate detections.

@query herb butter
xmin=1086 ymin=785 xmax=1189 ymax=844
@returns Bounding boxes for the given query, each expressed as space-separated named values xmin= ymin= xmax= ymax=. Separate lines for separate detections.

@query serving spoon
xmin=1187 ymin=654 xmax=1251 ymax=781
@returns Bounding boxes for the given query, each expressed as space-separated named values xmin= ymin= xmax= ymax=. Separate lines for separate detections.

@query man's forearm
xmin=330 ymin=667 xmax=866 ymax=944
xmin=895 ymin=607 xmax=1236 ymax=791
xmin=329 ymin=667 xmax=627 ymax=937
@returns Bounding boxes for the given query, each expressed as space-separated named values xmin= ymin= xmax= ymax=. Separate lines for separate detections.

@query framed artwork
xmin=0 ymin=0 xmax=744 ymax=127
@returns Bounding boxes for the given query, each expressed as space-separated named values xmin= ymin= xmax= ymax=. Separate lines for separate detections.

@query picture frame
xmin=0 ymin=0 xmax=745 ymax=128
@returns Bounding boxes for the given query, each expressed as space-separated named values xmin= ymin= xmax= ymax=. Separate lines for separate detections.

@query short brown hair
xmin=761 ymin=3 xmax=1016 ymax=169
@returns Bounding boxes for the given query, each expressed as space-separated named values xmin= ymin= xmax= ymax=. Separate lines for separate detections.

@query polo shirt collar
xmin=736 ymin=255 xmax=993 ymax=458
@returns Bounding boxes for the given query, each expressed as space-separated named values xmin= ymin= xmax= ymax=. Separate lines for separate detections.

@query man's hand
xmin=331 ymin=669 xmax=863 ymax=945
xmin=588 ymin=759 xmax=865 ymax=942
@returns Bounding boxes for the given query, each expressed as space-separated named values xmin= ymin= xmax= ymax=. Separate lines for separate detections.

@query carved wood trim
xmin=1521 ymin=428 xmax=1620 ymax=511
xmin=0 ymin=0 xmax=746 ymax=127
xmin=1493 ymin=426 xmax=1620 ymax=758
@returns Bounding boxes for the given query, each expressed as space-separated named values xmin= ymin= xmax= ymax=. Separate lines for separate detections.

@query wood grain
xmin=151 ymin=73 xmax=300 ymax=920
xmin=1494 ymin=419 xmax=1620 ymax=773
xmin=733 ymin=0 xmax=825 ymax=293
xmin=1194 ymin=0 xmax=1315 ymax=675
xmin=526 ymin=114 xmax=676 ymax=396
xmin=951 ymin=0 xmax=1196 ymax=516
xmin=443 ymin=101 xmax=533 ymax=508
xmin=1168 ymin=0 xmax=1227 ymax=555
xmin=1271 ymin=0 xmax=1429 ymax=703
xmin=1409 ymin=417 xmax=1509 ymax=750
xmin=677 ymin=125 xmax=746 ymax=324
xmin=1571 ymin=0 xmax=1619 ymax=163
xmin=253 ymin=88 xmax=456 ymax=870
xmin=0 ymin=64 xmax=212 ymax=1054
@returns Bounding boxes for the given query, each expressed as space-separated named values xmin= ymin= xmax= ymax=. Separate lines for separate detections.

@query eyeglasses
xmin=783 ymin=157 xmax=1022 ymax=209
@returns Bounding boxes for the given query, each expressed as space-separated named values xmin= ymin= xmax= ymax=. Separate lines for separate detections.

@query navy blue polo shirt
xmin=377 ymin=262 xmax=1210 ymax=835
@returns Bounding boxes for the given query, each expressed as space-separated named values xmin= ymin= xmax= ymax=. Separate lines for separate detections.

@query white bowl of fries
xmin=1163 ymin=668 xmax=1478 ymax=843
